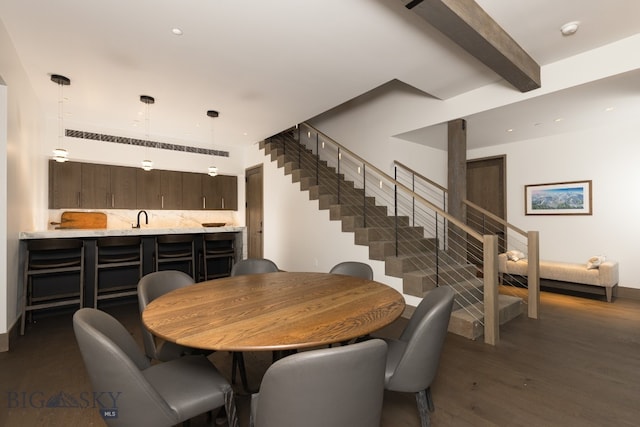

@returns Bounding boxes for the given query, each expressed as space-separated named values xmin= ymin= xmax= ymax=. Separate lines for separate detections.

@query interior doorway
xmin=245 ymin=164 xmax=264 ymax=259
xmin=466 ymin=155 xmax=507 ymax=263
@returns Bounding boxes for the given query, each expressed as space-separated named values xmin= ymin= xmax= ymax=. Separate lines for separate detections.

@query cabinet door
xmin=201 ymin=174 xmax=219 ymax=209
xmin=160 ymin=170 xmax=183 ymax=210
xmin=49 ymin=160 xmax=82 ymax=208
xmin=217 ymin=175 xmax=238 ymax=210
xmin=136 ymin=169 xmax=162 ymax=209
xmin=182 ymin=172 xmax=204 ymax=210
xmin=110 ymin=165 xmax=137 ymax=208
xmin=202 ymin=174 xmax=237 ymax=210
xmin=81 ymin=163 xmax=110 ymax=208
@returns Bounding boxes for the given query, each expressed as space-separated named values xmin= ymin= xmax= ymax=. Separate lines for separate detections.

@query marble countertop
xmin=19 ymin=226 xmax=245 ymax=240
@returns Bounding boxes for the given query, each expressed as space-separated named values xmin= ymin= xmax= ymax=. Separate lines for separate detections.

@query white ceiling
xmin=1 ymin=0 xmax=639 ymax=150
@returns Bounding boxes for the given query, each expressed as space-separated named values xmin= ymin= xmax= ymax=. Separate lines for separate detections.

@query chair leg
xmin=416 ymin=389 xmax=431 ymax=427
xmin=223 ymin=384 xmax=239 ymax=427
xmin=426 ymin=386 xmax=435 ymax=412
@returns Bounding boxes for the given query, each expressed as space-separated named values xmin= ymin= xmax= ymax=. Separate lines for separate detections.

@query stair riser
xmin=403 ymin=272 xmax=479 ymax=297
xmin=354 ymin=226 xmax=425 ymax=244
xmin=330 ymin=204 xmax=387 ymax=219
xmin=367 ymin=239 xmax=435 ymax=261
xmin=448 ymin=295 xmax=523 ymax=340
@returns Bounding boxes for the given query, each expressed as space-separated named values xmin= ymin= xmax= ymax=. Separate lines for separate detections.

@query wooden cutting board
xmin=52 ymin=211 xmax=107 ymax=229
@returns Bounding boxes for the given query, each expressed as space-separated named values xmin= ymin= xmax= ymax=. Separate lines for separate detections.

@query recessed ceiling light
xmin=554 ymin=117 xmax=564 ymax=122
xmin=172 ymin=28 xmax=183 ymax=36
xmin=604 ymin=106 xmax=615 ymax=112
xmin=560 ymin=21 xmax=580 ymax=36
xmin=506 ymin=128 xmax=514 ymax=133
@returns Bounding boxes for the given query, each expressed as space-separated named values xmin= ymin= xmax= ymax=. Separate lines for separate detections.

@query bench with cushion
xmin=498 ymin=252 xmax=619 ymax=302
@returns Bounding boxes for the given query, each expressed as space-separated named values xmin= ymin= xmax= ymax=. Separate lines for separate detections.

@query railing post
xmin=483 ymin=234 xmax=499 ymax=345
xmin=412 ymin=173 xmax=416 ymax=226
xmin=362 ymin=164 xmax=367 ymax=227
xmin=297 ymin=125 xmax=301 ymax=168
xmin=527 ymin=231 xmax=540 ymax=319
xmin=394 ymin=166 xmax=398 ymax=257
xmin=315 ymin=133 xmax=319 ymax=186
xmin=337 ymin=147 xmax=341 ymax=204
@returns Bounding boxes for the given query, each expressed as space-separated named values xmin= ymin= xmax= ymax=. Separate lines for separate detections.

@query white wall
xmin=0 ymin=82 xmax=7 ymax=336
xmin=469 ymin=121 xmax=640 ymax=289
xmin=0 ymin=20 xmax=46 ymax=334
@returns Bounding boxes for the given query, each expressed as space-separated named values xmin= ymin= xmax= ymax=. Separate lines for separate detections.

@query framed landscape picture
xmin=525 ymin=180 xmax=592 ymax=215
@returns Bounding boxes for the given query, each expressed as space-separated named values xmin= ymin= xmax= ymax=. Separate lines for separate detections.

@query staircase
xmin=260 ymin=126 xmax=523 ymax=341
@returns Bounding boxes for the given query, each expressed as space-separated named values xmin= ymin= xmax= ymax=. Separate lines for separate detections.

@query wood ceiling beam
xmin=407 ymin=0 xmax=541 ymax=92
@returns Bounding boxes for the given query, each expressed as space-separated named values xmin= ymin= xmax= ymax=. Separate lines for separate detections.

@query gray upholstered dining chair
xmin=381 ymin=285 xmax=454 ymax=427
xmin=250 ymin=339 xmax=388 ymax=427
xmin=230 ymin=258 xmax=279 ymax=276
xmin=73 ymin=308 xmax=238 ymax=427
xmin=137 ymin=270 xmax=199 ymax=362
xmin=330 ymin=261 xmax=374 ymax=280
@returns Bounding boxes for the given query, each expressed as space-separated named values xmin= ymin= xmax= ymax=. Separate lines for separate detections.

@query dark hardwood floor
xmin=2 ymin=288 xmax=640 ymax=426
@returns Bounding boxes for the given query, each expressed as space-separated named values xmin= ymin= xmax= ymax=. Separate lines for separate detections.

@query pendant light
xmin=207 ymin=110 xmax=219 ymax=176
xmin=51 ymin=74 xmax=71 ymax=162
xmin=140 ymin=95 xmax=155 ymax=171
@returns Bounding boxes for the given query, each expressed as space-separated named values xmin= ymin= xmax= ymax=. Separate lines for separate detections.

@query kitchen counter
xmin=19 ymin=226 xmax=246 ymax=310
xmin=19 ymin=226 xmax=245 ymax=240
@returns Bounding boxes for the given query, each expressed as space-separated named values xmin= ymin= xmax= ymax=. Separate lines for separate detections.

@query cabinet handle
xmin=203 ymin=196 xmax=206 ymax=209
xmin=111 ymin=193 xmax=115 ymax=208
xmin=222 ymin=197 xmax=225 ymax=210
xmin=161 ymin=195 xmax=164 ymax=209
xmin=77 ymin=192 xmax=81 ymax=208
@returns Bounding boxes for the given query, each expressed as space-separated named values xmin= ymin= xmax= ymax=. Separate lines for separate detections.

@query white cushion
xmin=506 ymin=250 xmax=526 ymax=262
xmin=587 ymin=255 xmax=606 ymax=270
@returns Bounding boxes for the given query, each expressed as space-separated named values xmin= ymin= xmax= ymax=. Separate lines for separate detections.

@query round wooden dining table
xmin=142 ymin=271 xmax=405 ymax=352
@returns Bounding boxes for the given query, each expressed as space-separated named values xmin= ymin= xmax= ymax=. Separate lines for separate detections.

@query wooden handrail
xmin=462 ymin=199 xmax=527 ymax=237
xmin=300 ymin=122 xmax=483 ymax=242
xmin=393 ymin=160 xmax=448 ymax=193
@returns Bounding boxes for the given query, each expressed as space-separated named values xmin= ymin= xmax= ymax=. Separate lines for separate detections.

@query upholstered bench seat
xmin=498 ymin=253 xmax=619 ymax=302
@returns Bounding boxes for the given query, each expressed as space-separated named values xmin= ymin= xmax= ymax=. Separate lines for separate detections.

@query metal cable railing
xmin=393 ymin=160 xmax=540 ymax=319
xmin=266 ymin=123 xmax=506 ymax=343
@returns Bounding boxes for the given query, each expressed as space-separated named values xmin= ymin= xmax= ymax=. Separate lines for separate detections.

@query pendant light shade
xmin=51 ymin=74 xmax=70 ymax=162
xmin=207 ymin=110 xmax=219 ymax=176
xmin=140 ymin=95 xmax=155 ymax=171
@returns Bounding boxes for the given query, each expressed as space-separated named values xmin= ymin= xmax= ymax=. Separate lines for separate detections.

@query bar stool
xmin=22 ymin=239 xmax=85 ymax=335
xmin=200 ymin=233 xmax=235 ymax=281
xmin=154 ymin=234 xmax=196 ymax=279
xmin=94 ymin=236 xmax=143 ymax=307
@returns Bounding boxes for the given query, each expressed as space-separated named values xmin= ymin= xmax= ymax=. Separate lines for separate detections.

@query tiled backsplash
xmin=48 ymin=209 xmax=240 ymax=230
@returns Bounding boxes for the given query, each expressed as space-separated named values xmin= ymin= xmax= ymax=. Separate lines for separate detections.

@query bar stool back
xmin=201 ymin=233 xmax=236 ymax=281
xmin=94 ymin=236 xmax=143 ymax=307
xmin=154 ymin=234 xmax=196 ymax=279
xmin=22 ymin=238 xmax=85 ymax=335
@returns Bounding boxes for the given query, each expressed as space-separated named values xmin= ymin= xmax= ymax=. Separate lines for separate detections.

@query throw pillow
xmin=506 ymin=250 xmax=525 ymax=262
xmin=587 ymin=255 xmax=606 ymax=270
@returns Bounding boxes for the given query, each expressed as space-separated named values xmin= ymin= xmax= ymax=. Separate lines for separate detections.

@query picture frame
xmin=525 ymin=180 xmax=592 ymax=215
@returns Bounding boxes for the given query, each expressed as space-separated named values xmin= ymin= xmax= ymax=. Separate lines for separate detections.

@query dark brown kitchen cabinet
xmin=109 ymin=165 xmax=137 ymax=208
xmin=203 ymin=174 xmax=237 ymax=210
xmin=81 ymin=163 xmax=110 ymax=208
xmin=49 ymin=160 xmax=82 ymax=208
xmin=136 ymin=169 xmax=161 ymax=209
xmin=50 ymin=160 xmax=235 ymax=210
xmin=160 ymin=170 xmax=183 ymax=209
xmin=182 ymin=172 xmax=204 ymax=210
xmin=136 ymin=169 xmax=182 ymax=209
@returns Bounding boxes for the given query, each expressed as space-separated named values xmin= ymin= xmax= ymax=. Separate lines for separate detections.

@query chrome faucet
xmin=133 ymin=210 xmax=148 ymax=228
